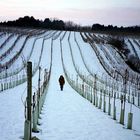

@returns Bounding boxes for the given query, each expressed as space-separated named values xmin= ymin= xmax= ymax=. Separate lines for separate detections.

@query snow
xmin=1 ymin=36 xmax=26 ymax=64
xmin=61 ymin=32 xmax=77 ymax=75
xmin=35 ymin=33 xmax=140 ymax=140
xmin=11 ymin=37 xmax=35 ymax=69
xmin=130 ymin=39 xmax=140 ymax=59
xmin=0 ymin=29 xmax=140 ymax=140
xmin=75 ymin=32 xmax=106 ymax=75
xmin=69 ymin=32 xmax=88 ymax=75
xmin=0 ymin=35 xmax=18 ymax=56
xmin=0 ymin=83 xmax=26 ymax=140
xmin=0 ymin=33 xmax=11 ymax=46
xmin=29 ymin=38 xmax=43 ymax=65
xmin=125 ymin=38 xmax=136 ymax=56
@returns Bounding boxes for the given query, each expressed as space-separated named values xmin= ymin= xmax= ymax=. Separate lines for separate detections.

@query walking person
xmin=58 ymin=75 xmax=65 ymax=91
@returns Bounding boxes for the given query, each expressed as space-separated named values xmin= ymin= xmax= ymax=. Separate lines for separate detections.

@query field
xmin=0 ymin=27 xmax=140 ymax=140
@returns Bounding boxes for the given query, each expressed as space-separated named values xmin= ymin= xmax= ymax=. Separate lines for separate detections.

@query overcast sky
xmin=0 ymin=0 xmax=140 ymax=26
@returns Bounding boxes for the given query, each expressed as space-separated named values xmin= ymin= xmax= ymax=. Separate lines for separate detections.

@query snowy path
xmin=35 ymin=36 xmax=139 ymax=140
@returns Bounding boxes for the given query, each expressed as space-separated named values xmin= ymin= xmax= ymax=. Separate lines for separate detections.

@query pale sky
xmin=0 ymin=0 xmax=140 ymax=26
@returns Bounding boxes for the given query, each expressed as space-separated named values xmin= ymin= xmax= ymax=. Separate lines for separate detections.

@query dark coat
xmin=59 ymin=75 xmax=65 ymax=85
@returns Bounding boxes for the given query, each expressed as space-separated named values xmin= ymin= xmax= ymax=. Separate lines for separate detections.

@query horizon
xmin=0 ymin=0 xmax=140 ymax=27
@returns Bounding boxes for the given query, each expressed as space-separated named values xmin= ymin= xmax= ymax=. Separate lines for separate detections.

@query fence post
xmin=38 ymin=66 xmax=41 ymax=122
xmin=120 ymin=95 xmax=124 ymax=125
xmin=111 ymin=77 xmax=114 ymax=98
xmin=103 ymin=90 xmax=106 ymax=112
xmin=4 ymin=83 xmax=6 ymax=90
xmin=127 ymin=113 xmax=133 ymax=129
xmin=24 ymin=120 xmax=30 ymax=140
xmin=93 ymin=74 xmax=97 ymax=105
xmin=132 ymin=94 xmax=135 ymax=105
xmin=113 ymin=92 xmax=116 ymax=120
xmin=90 ymin=87 xmax=92 ymax=103
xmin=122 ymin=69 xmax=128 ymax=125
xmin=32 ymin=92 xmax=39 ymax=133
xmin=117 ymin=92 xmax=119 ymax=99
xmin=99 ymin=90 xmax=102 ymax=109
xmin=136 ymin=76 xmax=140 ymax=106
xmin=96 ymin=95 xmax=98 ymax=107
xmin=108 ymin=92 xmax=111 ymax=115
xmin=1 ymin=83 xmax=3 ymax=91
xmin=26 ymin=61 xmax=32 ymax=140
xmin=138 ymin=92 xmax=140 ymax=106
xmin=128 ymin=95 xmax=130 ymax=103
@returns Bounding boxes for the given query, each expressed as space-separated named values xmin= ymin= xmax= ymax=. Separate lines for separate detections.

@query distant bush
xmin=126 ymin=54 xmax=140 ymax=73
xmin=108 ymin=38 xmax=140 ymax=73
xmin=108 ymin=38 xmax=124 ymax=50
xmin=107 ymin=38 xmax=130 ymax=54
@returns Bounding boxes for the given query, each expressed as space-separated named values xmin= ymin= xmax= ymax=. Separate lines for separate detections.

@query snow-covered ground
xmin=0 ymin=35 xmax=18 ymax=56
xmin=0 ymin=33 xmax=11 ymax=46
xmin=0 ymin=29 xmax=140 ymax=140
xmin=129 ymin=39 xmax=140 ymax=59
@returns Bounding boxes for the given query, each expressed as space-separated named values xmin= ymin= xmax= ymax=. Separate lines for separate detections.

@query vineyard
xmin=0 ymin=27 xmax=140 ymax=140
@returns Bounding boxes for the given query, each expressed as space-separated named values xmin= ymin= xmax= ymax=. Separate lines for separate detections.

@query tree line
xmin=91 ymin=24 xmax=140 ymax=35
xmin=0 ymin=16 xmax=79 ymax=31
xmin=0 ymin=16 xmax=140 ymax=33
